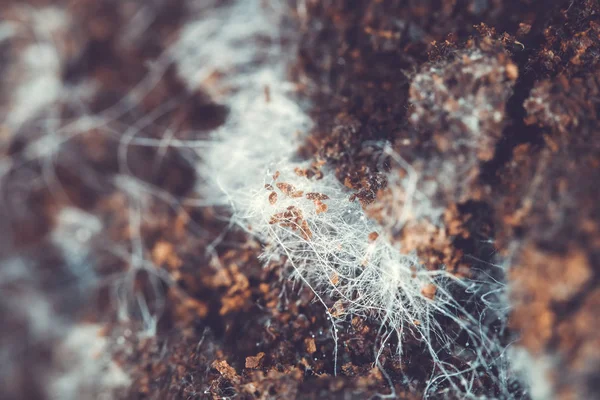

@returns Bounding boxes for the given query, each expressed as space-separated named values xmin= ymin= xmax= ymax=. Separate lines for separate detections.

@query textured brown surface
xmin=0 ymin=0 xmax=599 ymax=399
xmin=294 ymin=0 xmax=600 ymax=398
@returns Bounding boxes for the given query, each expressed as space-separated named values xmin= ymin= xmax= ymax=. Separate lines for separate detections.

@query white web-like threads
xmin=0 ymin=4 xmax=177 ymax=397
xmin=175 ymin=0 xmax=518 ymax=398
xmin=0 ymin=0 xmax=529 ymax=398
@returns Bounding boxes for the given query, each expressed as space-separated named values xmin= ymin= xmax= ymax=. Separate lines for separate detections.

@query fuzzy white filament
xmin=175 ymin=0 xmax=516 ymax=397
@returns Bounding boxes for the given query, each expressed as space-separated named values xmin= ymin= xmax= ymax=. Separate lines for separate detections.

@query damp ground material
xmin=0 ymin=1 xmax=599 ymax=399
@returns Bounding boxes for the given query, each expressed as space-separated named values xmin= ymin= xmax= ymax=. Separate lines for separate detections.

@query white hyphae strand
xmin=173 ymin=0 xmax=516 ymax=397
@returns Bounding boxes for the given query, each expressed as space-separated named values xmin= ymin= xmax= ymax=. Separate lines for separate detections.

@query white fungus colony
xmin=174 ymin=0 xmax=522 ymax=398
xmin=0 ymin=0 xmax=550 ymax=398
